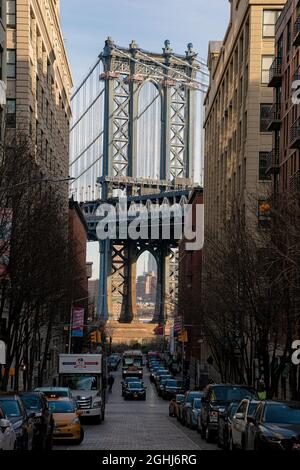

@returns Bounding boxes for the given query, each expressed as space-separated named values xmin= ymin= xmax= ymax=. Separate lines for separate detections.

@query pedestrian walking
xmin=108 ymin=373 xmax=115 ymax=393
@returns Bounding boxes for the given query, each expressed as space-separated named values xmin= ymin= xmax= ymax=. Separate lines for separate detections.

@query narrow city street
xmin=54 ymin=369 xmax=218 ymax=451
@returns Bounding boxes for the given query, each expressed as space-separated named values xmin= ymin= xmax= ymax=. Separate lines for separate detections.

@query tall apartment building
xmin=6 ymin=0 xmax=72 ymax=179
xmin=0 ymin=1 xmax=6 ymax=141
xmin=204 ymin=0 xmax=284 ymax=236
xmin=267 ymin=0 xmax=300 ymax=194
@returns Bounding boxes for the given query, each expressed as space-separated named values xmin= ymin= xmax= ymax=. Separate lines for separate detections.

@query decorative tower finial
xmin=186 ymin=42 xmax=197 ymax=60
xmin=129 ymin=40 xmax=139 ymax=50
xmin=163 ymin=39 xmax=172 ymax=55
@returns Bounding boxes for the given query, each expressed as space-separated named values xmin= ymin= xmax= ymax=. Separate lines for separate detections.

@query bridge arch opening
xmin=136 ymin=251 xmax=158 ymax=323
xmin=137 ymin=80 xmax=161 ymax=179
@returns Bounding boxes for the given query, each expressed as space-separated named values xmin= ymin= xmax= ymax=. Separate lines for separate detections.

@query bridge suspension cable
xmin=70 ymin=88 xmax=105 ymax=132
xmin=72 ymin=153 xmax=104 ymax=182
xmin=113 ymin=46 xmax=207 ymax=92
xmin=169 ymin=54 xmax=209 ymax=78
xmin=137 ymin=49 xmax=208 ymax=87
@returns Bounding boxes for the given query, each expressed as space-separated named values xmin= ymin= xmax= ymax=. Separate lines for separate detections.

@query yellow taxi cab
xmin=47 ymin=399 xmax=84 ymax=444
xmin=169 ymin=394 xmax=185 ymax=418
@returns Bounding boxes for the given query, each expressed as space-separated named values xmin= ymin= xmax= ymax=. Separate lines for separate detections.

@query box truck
xmin=58 ymin=354 xmax=106 ymax=423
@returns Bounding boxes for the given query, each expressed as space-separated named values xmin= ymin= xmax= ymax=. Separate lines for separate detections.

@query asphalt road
xmin=54 ymin=368 xmax=218 ymax=450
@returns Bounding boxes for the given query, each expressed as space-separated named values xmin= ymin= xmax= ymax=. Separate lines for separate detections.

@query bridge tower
xmin=92 ymin=38 xmax=199 ymax=326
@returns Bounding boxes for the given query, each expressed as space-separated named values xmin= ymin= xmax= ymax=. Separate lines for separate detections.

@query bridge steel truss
xmin=80 ymin=38 xmax=205 ymax=324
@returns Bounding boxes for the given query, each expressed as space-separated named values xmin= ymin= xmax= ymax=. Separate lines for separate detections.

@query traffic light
xmin=90 ymin=331 xmax=97 ymax=343
xmin=90 ymin=330 xmax=101 ymax=343
xmin=177 ymin=330 xmax=188 ymax=343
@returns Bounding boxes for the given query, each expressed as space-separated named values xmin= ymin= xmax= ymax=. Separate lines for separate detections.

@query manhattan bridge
xmin=69 ymin=38 xmax=208 ymax=336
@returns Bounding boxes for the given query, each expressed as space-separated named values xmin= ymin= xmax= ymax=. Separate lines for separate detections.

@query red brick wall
xmin=178 ymin=190 xmax=203 ymax=363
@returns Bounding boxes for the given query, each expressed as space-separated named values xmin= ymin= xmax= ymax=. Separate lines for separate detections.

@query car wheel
xmin=229 ymin=435 xmax=236 ymax=451
xmin=76 ymin=428 xmax=84 ymax=445
xmin=45 ymin=435 xmax=53 ymax=451
xmin=169 ymin=408 xmax=173 ymax=417
xmin=94 ymin=413 xmax=102 ymax=424
xmin=200 ymin=423 xmax=206 ymax=440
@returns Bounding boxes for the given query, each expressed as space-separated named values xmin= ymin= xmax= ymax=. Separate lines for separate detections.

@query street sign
xmin=0 ymin=340 xmax=6 ymax=365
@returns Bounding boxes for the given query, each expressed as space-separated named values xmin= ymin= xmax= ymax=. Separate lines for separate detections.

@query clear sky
xmin=61 ymin=0 xmax=230 ymax=88
xmin=60 ymin=0 xmax=230 ymax=279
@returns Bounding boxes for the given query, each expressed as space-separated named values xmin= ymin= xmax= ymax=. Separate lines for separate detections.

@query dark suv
xmin=0 ymin=393 xmax=35 ymax=450
xmin=200 ymin=384 xmax=258 ymax=442
xmin=20 ymin=392 xmax=54 ymax=450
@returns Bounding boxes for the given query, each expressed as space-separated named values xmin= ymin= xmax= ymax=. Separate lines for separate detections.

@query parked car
xmin=156 ymin=375 xmax=172 ymax=395
xmin=34 ymin=387 xmax=73 ymax=401
xmin=20 ymin=391 xmax=54 ymax=450
xmin=186 ymin=397 xmax=203 ymax=429
xmin=0 ymin=404 xmax=16 ymax=450
xmin=124 ymin=382 xmax=147 ymax=401
xmin=153 ymin=369 xmax=169 ymax=386
xmin=230 ymin=399 xmax=260 ymax=450
xmin=246 ymin=401 xmax=300 ymax=451
xmin=107 ymin=355 xmax=119 ymax=371
xmin=48 ymin=399 xmax=84 ymax=444
xmin=200 ymin=384 xmax=258 ymax=443
xmin=180 ymin=391 xmax=204 ymax=425
xmin=162 ymin=379 xmax=183 ymax=400
xmin=121 ymin=377 xmax=143 ymax=397
xmin=169 ymin=394 xmax=185 ymax=417
xmin=0 ymin=393 xmax=34 ymax=450
xmin=216 ymin=402 xmax=239 ymax=449
xmin=150 ymin=367 xmax=165 ymax=383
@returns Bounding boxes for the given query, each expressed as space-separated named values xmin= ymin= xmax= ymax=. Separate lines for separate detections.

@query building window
xmin=7 ymin=0 xmax=16 ymax=28
xmin=259 ymin=152 xmax=271 ymax=181
xmin=29 ymin=107 xmax=33 ymax=136
xmin=261 ymin=55 xmax=274 ymax=84
xmin=260 ymin=104 xmax=271 ymax=132
xmin=6 ymin=99 xmax=16 ymax=128
xmin=263 ymin=10 xmax=280 ymax=38
xmin=7 ymin=49 xmax=16 ymax=78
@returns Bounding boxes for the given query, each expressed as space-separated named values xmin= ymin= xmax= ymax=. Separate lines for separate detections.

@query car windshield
xmin=0 ymin=400 xmax=21 ymax=418
xmin=166 ymin=380 xmax=181 ymax=388
xmin=248 ymin=403 xmax=258 ymax=415
xmin=193 ymin=399 xmax=202 ymax=409
xmin=48 ymin=401 xmax=76 ymax=413
xmin=187 ymin=392 xmax=202 ymax=404
xmin=211 ymin=387 xmax=257 ymax=402
xmin=264 ymin=404 xmax=300 ymax=424
xmin=61 ymin=375 xmax=98 ymax=391
xmin=128 ymin=383 xmax=142 ymax=390
xmin=21 ymin=395 xmax=42 ymax=412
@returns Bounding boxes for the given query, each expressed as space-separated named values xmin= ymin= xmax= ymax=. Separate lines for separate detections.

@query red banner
xmin=72 ymin=308 xmax=84 ymax=337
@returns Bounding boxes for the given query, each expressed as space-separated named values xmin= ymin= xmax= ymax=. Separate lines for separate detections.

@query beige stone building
xmin=0 ymin=0 xmax=7 ymax=141
xmin=204 ymin=0 xmax=285 ymax=236
xmin=6 ymin=0 xmax=73 ymax=178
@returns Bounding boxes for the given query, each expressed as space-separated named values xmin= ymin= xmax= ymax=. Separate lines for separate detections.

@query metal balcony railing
xmin=289 ymin=170 xmax=300 ymax=192
xmin=293 ymin=15 xmax=300 ymax=47
xmin=266 ymin=103 xmax=281 ymax=131
xmin=269 ymin=57 xmax=282 ymax=87
xmin=290 ymin=118 xmax=300 ymax=149
xmin=293 ymin=65 xmax=300 ymax=82
xmin=265 ymin=148 xmax=280 ymax=176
